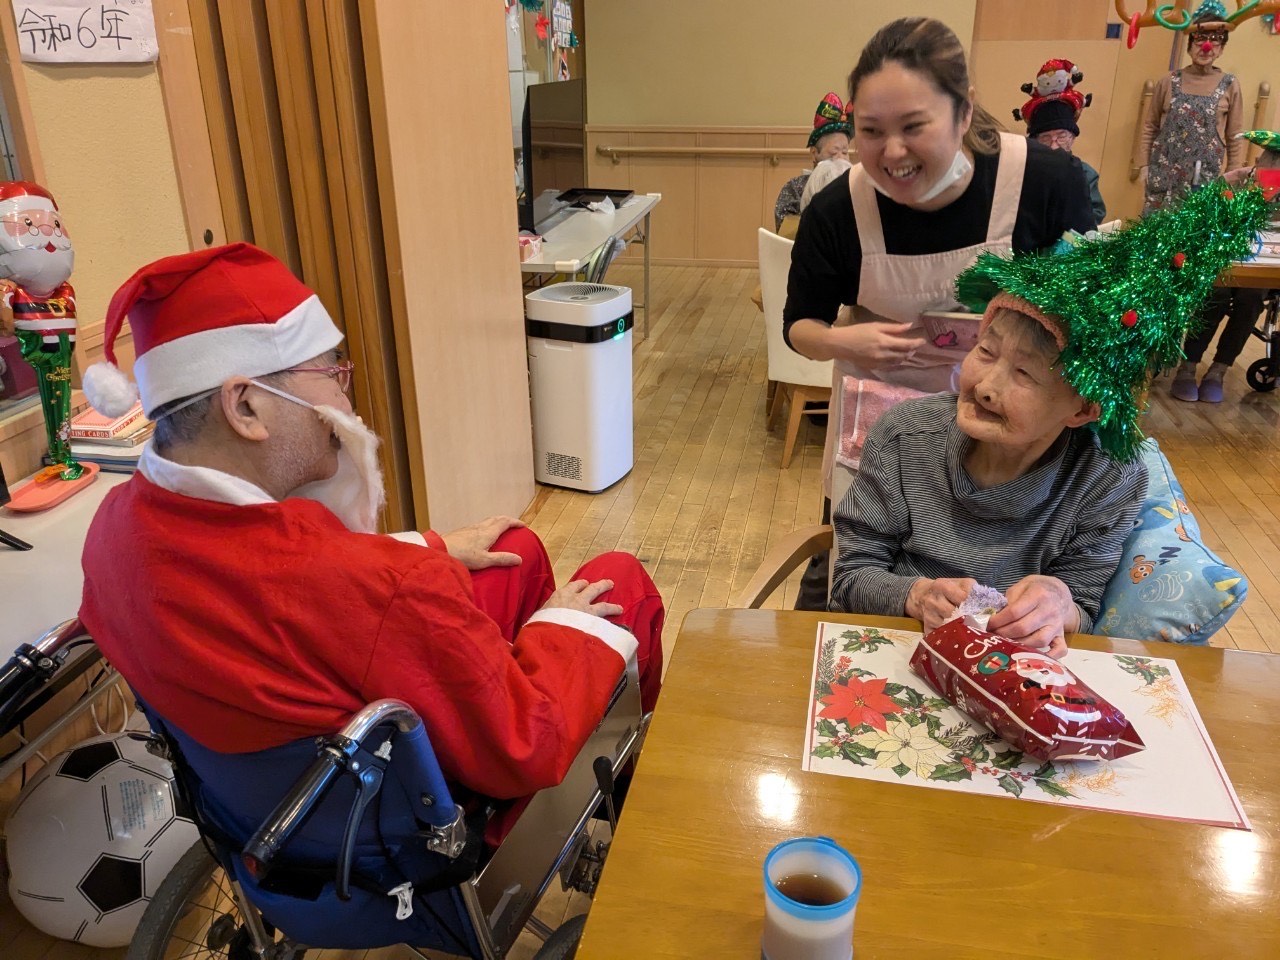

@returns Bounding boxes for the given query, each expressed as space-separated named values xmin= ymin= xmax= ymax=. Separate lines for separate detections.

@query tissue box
xmin=518 ymin=234 xmax=543 ymax=262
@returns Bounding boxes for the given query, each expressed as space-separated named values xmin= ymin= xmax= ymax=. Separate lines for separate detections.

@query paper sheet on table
xmin=802 ymin=621 xmax=1248 ymax=829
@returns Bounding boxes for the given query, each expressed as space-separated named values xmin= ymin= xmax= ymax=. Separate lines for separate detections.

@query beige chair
xmin=734 ymin=523 xmax=832 ymax=608
xmin=759 ymin=228 xmax=833 ymax=468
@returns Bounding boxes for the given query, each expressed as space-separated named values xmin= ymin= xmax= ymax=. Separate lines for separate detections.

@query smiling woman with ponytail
xmin=782 ymin=16 xmax=1096 ymax=611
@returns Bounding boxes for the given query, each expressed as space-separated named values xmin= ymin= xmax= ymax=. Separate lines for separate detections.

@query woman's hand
xmin=1223 ymin=166 xmax=1255 ymax=187
xmin=986 ymin=575 xmax=1077 ymax=660
xmin=441 ymin=515 xmax=525 ymax=570
xmin=542 ymin=579 xmax=624 ymax=618
xmin=905 ymin=577 xmax=977 ymax=633
xmin=825 ymin=321 xmax=927 ymax=368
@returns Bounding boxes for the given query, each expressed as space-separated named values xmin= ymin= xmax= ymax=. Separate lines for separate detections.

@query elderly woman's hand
xmin=905 ymin=577 xmax=977 ymax=633
xmin=986 ymin=575 xmax=1077 ymax=659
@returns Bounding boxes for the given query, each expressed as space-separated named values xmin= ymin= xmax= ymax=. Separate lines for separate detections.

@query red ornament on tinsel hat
xmin=82 ymin=243 xmax=342 ymax=418
xmin=1171 ymin=252 xmax=1187 ymax=269
xmin=1121 ymin=309 xmax=1139 ymax=328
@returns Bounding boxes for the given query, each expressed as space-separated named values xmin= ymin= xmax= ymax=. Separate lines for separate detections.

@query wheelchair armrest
xmin=241 ymin=698 xmax=466 ymax=885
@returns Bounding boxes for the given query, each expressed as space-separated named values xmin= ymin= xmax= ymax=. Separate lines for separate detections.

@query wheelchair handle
xmin=240 ymin=699 xmax=425 ymax=880
xmin=241 ymin=742 xmax=349 ymax=880
xmin=0 ymin=620 xmax=93 ymax=731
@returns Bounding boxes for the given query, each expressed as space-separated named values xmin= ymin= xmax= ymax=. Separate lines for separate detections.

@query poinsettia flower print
xmin=818 ymin=677 xmax=901 ymax=731
xmin=855 ymin=719 xmax=953 ymax=779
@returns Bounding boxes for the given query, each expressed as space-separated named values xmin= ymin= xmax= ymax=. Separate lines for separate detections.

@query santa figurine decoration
xmin=1013 ymin=58 xmax=1092 ymax=125
xmin=0 ymin=181 xmax=98 ymax=511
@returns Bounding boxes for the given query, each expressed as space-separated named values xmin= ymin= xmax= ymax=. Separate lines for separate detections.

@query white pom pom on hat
xmin=82 ymin=359 xmax=139 ymax=417
xmin=86 ymin=242 xmax=343 ymax=419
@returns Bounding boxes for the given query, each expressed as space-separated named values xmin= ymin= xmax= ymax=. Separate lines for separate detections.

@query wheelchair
xmin=1244 ymin=287 xmax=1280 ymax=392
xmin=1 ymin=619 xmax=649 ymax=959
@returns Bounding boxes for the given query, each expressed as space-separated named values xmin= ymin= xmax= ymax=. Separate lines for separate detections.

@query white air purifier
xmin=525 ymin=282 xmax=634 ymax=492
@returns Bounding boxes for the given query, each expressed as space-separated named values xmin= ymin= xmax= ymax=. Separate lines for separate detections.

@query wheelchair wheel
xmin=1246 ymin=358 xmax=1278 ymax=393
xmin=127 ymin=841 xmax=304 ymax=960
xmin=532 ymin=912 xmax=588 ymax=960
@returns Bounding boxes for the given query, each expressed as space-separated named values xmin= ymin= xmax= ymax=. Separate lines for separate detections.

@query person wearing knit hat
xmin=773 ymin=92 xmax=853 ymax=232
xmin=830 ymin=183 xmax=1270 ymax=656
xmin=1024 ymin=97 xmax=1106 ymax=225
xmin=78 ymin=243 xmax=664 ymax=850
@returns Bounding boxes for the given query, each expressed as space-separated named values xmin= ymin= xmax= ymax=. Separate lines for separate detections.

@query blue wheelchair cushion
xmin=1095 ymin=438 xmax=1246 ymax=645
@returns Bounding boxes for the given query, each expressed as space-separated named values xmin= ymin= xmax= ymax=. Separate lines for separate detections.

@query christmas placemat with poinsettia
xmin=802 ymin=622 xmax=1249 ymax=830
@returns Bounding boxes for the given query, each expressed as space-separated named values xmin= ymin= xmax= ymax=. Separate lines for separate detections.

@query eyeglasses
xmin=289 ymin=360 xmax=354 ymax=392
xmin=1189 ymin=31 xmax=1226 ymax=46
xmin=1036 ymin=131 xmax=1075 ymax=148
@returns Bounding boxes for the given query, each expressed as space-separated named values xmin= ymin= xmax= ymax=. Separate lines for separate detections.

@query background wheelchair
xmin=1244 ymin=288 xmax=1280 ymax=392
xmin=2 ymin=619 xmax=648 ymax=959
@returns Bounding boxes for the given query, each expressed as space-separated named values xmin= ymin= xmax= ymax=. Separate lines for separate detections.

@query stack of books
xmin=65 ymin=402 xmax=153 ymax=473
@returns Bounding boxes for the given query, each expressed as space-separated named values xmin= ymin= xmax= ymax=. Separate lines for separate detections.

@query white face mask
xmin=872 ymin=149 xmax=973 ymax=204
xmin=251 ymin=380 xmax=386 ymax=534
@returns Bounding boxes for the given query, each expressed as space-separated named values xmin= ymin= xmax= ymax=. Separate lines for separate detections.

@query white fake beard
xmin=290 ymin=405 xmax=386 ymax=533
xmin=0 ymin=245 xmax=74 ymax=296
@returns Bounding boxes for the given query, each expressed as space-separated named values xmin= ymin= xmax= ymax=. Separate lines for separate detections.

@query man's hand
xmin=440 ymin=515 xmax=525 ymax=571
xmin=542 ymin=579 xmax=624 ymax=619
xmin=826 ymin=321 xmax=926 ymax=369
xmin=905 ymin=577 xmax=977 ymax=633
xmin=986 ymin=575 xmax=1077 ymax=660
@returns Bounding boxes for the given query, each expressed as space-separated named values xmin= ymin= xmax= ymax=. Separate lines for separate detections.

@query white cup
xmin=761 ymin=836 xmax=861 ymax=960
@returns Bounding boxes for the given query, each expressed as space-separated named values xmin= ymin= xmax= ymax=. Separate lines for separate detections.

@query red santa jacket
xmin=79 ymin=472 xmax=633 ymax=800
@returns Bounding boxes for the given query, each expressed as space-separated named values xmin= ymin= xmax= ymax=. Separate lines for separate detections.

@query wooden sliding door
xmin=185 ymin=0 xmax=414 ymax=531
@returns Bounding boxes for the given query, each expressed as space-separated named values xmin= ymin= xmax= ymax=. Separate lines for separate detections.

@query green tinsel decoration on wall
xmin=957 ymin=182 xmax=1272 ymax=462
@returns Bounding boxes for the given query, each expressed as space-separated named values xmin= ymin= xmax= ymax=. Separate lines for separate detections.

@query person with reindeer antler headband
xmin=1137 ymin=1 xmax=1245 ymax=213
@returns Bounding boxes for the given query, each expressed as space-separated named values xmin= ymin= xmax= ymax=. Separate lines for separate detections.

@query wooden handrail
xmin=1129 ymin=78 xmax=1155 ymax=182
xmin=597 ymin=144 xmax=817 ymax=166
xmin=1246 ymin=82 xmax=1272 ymax=166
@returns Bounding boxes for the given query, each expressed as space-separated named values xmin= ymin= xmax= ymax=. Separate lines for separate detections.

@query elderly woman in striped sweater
xmin=828 ymin=182 xmax=1269 ymax=659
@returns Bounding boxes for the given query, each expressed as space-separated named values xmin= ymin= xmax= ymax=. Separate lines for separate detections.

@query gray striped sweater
xmin=830 ymin=394 xmax=1148 ymax=632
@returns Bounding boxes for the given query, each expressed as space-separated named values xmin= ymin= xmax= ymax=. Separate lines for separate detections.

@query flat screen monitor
xmin=519 ymin=78 xmax=586 ymax=232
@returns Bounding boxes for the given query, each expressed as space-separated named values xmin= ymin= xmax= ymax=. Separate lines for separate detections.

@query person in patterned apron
xmin=783 ymin=17 xmax=1094 ymax=609
xmin=1137 ymin=6 xmax=1248 ymax=402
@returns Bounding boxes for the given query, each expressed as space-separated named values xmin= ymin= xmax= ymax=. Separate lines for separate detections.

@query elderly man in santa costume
xmin=78 ymin=243 xmax=663 ymax=819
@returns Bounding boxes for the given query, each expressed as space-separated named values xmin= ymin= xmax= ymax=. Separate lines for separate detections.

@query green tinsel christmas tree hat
xmin=956 ymin=182 xmax=1271 ymax=462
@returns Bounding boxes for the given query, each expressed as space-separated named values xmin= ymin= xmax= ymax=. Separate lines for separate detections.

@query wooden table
xmin=576 ymin=609 xmax=1280 ymax=959
xmin=1220 ymin=260 xmax=1280 ymax=289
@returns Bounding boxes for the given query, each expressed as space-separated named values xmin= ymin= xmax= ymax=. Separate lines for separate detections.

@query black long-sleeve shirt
xmin=783 ymin=141 xmax=1095 ymax=347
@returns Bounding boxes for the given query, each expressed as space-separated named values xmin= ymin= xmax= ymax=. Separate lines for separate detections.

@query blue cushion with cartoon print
xmin=1094 ymin=439 xmax=1246 ymax=645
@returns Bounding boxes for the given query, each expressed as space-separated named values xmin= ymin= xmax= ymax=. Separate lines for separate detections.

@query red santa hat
xmin=83 ymin=243 xmax=342 ymax=418
xmin=0 ymin=180 xmax=57 ymax=206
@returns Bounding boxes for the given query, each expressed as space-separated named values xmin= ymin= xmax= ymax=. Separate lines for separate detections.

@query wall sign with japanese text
xmin=12 ymin=0 xmax=157 ymax=63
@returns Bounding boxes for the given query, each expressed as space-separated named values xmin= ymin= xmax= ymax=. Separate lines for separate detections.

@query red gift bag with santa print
xmin=909 ymin=618 xmax=1146 ymax=762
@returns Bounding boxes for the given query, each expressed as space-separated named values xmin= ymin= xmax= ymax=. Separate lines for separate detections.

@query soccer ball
xmin=5 ymin=730 xmax=199 ymax=947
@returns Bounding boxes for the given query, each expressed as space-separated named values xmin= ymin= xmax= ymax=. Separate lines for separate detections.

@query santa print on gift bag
xmin=908 ymin=619 xmax=1146 ymax=762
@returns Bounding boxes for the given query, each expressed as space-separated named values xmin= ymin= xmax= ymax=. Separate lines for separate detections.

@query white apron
xmin=823 ymin=132 xmax=1028 ymax=508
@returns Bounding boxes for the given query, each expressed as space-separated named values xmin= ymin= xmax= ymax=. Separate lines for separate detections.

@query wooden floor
xmin=4 ymin=262 xmax=1278 ymax=959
